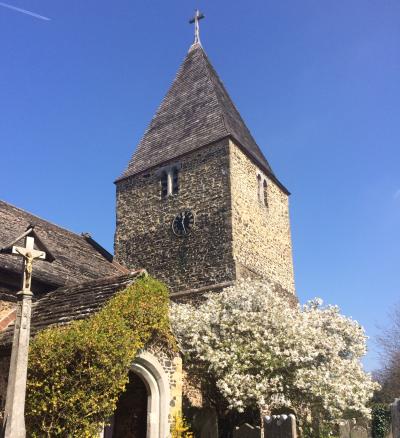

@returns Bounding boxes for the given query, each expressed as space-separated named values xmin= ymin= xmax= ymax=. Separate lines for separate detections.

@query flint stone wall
xmin=116 ymin=138 xmax=295 ymax=295
xmin=115 ymin=139 xmax=235 ymax=293
xmin=0 ymin=354 xmax=9 ymax=418
xmin=229 ymin=140 xmax=295 ymax=294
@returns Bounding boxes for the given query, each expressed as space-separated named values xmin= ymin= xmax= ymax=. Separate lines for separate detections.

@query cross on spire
xmin=189 ymin=9 xmax=205 ymax=44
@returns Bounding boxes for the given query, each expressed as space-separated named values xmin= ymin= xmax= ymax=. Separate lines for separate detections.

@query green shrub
xmin=371 ymin=404 xmax=391 ymax=438
xmin=26 ymin=276 xmax=174 ymax=437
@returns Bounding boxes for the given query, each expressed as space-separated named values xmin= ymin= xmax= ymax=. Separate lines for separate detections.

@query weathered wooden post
xmin=1 ymin=227 xmax=52 ymax=438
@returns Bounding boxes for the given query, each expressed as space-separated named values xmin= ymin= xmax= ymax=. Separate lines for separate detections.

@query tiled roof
xmin=0 ymin=200 xmax=127 ymax=289
xmin=118 ymin=42 xmax=274 ymax=180
xmin=0 ymin=272 xmax=143 ymax=346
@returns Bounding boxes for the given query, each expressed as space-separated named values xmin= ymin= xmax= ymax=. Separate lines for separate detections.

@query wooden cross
xmin=12 ymin=236 xmax=45 ymax=293
xmin=189 ymin=9 xmax=205 ymax=44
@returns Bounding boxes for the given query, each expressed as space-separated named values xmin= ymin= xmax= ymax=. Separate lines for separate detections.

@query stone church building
xmin=0 ymin=35 xmax=295 ymax=437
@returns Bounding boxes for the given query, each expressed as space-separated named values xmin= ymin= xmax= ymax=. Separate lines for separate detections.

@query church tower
xmin=114 ymin=35 xmax=295 ymax=296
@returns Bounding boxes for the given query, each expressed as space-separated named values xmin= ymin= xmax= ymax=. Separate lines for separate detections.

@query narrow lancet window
xmin=172 ymin=167 xmax=179 ymax=194
xmin=257 ymin=174 xmax=262 ymax=203
xmin=257 ymin=173 xmax=268 ymax=207
xmin=161 ymin=166 xmax=179 ymax=198
xmin=263 ymin=179 xmax=268 ymax=207
xmin=161 ymin=171 xmax=168 ymax=198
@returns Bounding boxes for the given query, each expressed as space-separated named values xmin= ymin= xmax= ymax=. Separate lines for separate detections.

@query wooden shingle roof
xmin=0 ymin=272 xmax=143 ymax=347
xmin=0 ymin=200 xmax=127 ymax=290
xmin=117 ymin=42 xmax=274 ymax=181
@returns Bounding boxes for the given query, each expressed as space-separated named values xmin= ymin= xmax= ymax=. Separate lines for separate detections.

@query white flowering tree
xmin=170 ymin=280 xmax=378 ymax=428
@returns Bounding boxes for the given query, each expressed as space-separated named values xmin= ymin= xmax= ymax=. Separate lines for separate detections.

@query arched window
xmin=160 ymin=166 xmax=179 ymax=198
xmin=257 ymin=174 xmax=262 ymax=203
xmin=257 ymin=173 xmax=268 ymax=207
xmin=161 ymin=171 xmax=168 ymax=198
xmin=172 ymin=167 xmax=179 ymax=195
xmin=263 ymin=179 xmax=268 ymax=207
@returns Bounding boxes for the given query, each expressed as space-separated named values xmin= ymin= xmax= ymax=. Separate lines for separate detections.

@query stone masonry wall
xmin=146 ymin=341 xmax=183 ymax=432
xmin=115 ymin=139 xmax=235 ymax=293
xmin=0 ymin=354 xmax=10 ymax=419
xmin=229 ymin=140 xmax=295 ymax=294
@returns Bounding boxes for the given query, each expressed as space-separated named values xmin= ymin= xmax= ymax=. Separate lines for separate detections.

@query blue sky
xmin=1 ymin=0 xmax=399 ymax=371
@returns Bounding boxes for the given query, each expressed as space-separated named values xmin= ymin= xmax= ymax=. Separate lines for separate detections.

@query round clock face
xmin=172 ymin=210 xmax=195 ymax=237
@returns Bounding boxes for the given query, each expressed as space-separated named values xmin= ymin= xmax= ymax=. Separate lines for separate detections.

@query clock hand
xmin=181 ymin=212 xmax=186 ymax=233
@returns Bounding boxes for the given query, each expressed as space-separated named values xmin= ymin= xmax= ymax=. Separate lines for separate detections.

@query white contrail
xmin=0 ymin=2 xmax=50 ymax=20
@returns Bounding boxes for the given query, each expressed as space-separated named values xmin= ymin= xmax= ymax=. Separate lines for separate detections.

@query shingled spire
xmin=118 ymin=42 xmax=274 ymax=181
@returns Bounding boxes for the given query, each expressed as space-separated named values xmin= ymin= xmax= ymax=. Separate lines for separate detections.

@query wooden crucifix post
xmin=3 ymin=235 xmax=45 ymax=438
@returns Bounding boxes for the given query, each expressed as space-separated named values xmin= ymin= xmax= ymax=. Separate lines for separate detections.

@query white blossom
xmin=170 ymin=280 xmax=379 ymax=419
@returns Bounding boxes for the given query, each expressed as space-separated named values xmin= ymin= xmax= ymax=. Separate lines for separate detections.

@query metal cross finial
xmin=12 ymin=235 xmax=45 ymax=293
xmin=189 ymin=9 xmax=205 ymax=44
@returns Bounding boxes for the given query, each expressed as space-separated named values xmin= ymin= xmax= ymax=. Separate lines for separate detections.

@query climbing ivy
xmin=371 ymin=404 xmax=391 ymax=438
xmin=171 ymin=413 xmax=194 ymax=438
xmin=25 ymin=276 xmax=174 ymax=438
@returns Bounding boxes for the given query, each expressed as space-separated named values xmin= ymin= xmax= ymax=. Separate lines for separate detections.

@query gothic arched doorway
xmin=112 ymin=371 xmax=148 ymax=438
xmin=102 ymin=351 xmax=170 ymax=438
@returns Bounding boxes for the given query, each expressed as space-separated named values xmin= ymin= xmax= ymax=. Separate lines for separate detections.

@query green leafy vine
xmin=25 ymin=276 xmax=174 ymax=437
xmin=371 ymin=404 xmax=391 ymax=438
